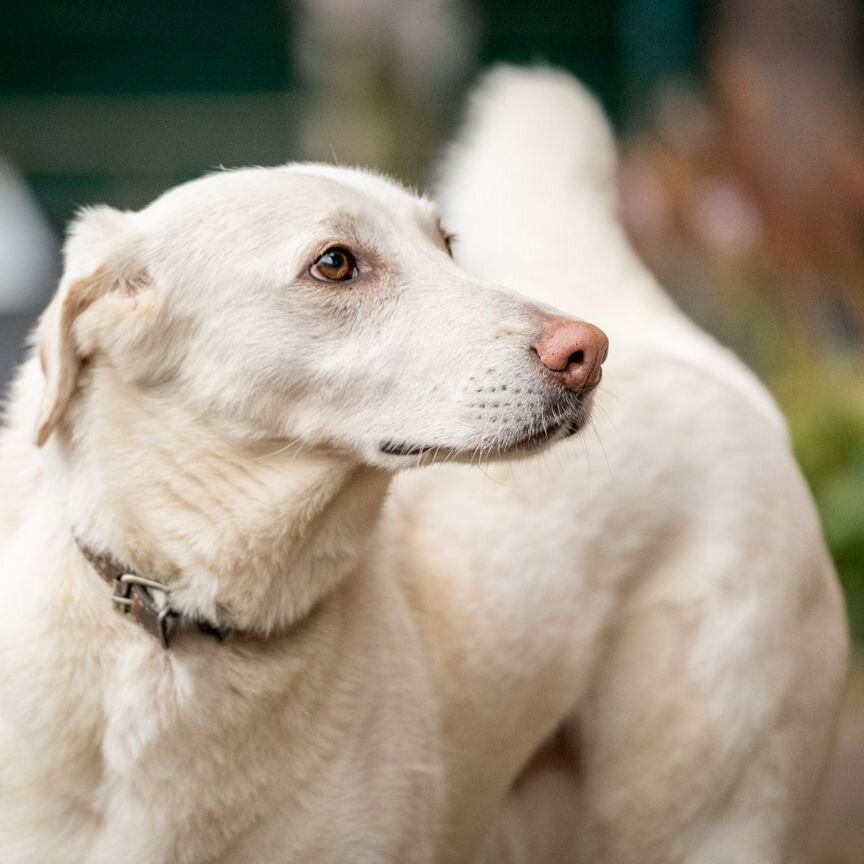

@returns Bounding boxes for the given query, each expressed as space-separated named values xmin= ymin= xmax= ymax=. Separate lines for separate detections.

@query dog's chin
xmin=377 ymin=398 xmax=593 ymax=469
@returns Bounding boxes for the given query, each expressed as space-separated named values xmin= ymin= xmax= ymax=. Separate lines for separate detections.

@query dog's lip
xmin=380 ymin=440 xmax=436 ymax=458
xmin=509 ymin=415 xmax=585 ymax=449
xmin=379 ymin=413 xmax=583 ymax=460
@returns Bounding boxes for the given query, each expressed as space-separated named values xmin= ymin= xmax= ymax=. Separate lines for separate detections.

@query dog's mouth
xmin=379 ymin=403 xmax=589 ymax=462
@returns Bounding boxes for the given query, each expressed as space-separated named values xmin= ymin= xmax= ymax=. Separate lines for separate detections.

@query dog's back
xmin=389 ymin=67 xmax=848 ymax=863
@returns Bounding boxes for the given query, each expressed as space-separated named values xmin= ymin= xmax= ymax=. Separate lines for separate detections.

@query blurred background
xmin=0 ymin=0 xmax=862 ymax=858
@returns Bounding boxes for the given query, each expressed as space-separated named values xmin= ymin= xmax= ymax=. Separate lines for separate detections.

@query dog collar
xmin=77 ymin=541 xmax=231 ymax=649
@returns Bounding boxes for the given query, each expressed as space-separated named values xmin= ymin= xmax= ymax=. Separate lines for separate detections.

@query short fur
xmin=0 ymin=67 xmax=848 ymax=864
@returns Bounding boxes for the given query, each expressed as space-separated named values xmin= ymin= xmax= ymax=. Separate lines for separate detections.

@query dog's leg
xmin=474 ymin=728 xmax=583 ymax=864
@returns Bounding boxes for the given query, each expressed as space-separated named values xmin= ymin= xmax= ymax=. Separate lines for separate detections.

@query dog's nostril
xmin=531 ymin=318 xmax=608 ymax=392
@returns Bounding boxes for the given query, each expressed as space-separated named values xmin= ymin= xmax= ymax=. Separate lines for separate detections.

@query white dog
xmin=0 ymin=67 xmax=847 ymax=864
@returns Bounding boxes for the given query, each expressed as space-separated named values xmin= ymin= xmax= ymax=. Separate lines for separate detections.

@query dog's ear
xmin=34 ymin=206 xmax=151 ymax=447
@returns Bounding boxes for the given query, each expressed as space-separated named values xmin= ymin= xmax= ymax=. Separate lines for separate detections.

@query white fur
xmin=0 ymin=66 xmax=848 ymax=864
xmin=395 ymin=67 xmax=849 ymax=863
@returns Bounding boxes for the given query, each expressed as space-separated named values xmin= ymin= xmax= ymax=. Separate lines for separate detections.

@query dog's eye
xmin=310 ymin=247 xmax=358 ymax=283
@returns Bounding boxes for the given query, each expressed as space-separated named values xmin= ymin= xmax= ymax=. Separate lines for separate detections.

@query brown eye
xmin=310 ymin=247 xmax=358 ymax=283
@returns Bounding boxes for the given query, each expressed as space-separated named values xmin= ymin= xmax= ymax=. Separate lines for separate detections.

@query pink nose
xmin=531 ymin=318 xmax=609 ymax=393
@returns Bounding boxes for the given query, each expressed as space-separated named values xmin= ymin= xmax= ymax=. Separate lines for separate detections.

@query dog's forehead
xmin=143 ymin=164 xmax=440 ymax=241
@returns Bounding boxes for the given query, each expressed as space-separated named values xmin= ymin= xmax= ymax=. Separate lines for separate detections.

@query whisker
xmin=252 ymin=438 xmax=305 ymax=461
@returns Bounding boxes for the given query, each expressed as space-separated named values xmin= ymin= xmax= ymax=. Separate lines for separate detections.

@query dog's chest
xmin=90 ymin=721 xmax=442 ymax=864
xmin=106 ymin=659 xmax=442 ymax=863
xmin=2 ymin=625 xmax=444 ymax=864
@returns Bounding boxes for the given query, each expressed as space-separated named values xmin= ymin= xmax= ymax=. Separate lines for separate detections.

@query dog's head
xmin=34 ymin=165 xmax=607 ymax=469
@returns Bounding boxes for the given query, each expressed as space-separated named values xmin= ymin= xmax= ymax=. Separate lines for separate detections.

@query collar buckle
xmin=78 ymin=539 xmax=232 ymax=649
xmin=111 ymin=572 xmax=177 ymax=649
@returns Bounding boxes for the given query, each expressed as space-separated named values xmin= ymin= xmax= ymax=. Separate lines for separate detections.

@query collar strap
xmin=77 ymin=541 xmax=230 ymax=649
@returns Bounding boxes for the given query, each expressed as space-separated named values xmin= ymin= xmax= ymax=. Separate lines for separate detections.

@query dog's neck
xmin=44 ymin=362 xmax=391 ymax=636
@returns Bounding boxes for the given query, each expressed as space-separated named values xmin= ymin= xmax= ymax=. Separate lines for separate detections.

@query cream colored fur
xmin=0 ymin=67 xmax=848 ymax=864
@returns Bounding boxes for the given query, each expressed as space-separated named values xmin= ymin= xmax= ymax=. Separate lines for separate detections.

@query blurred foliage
xmin=778 ymin=352 xmax=864 ymax=641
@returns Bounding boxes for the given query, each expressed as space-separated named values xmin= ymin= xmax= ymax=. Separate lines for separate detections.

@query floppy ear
xmin=34 ymin=206 xmax=146 ymax=447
